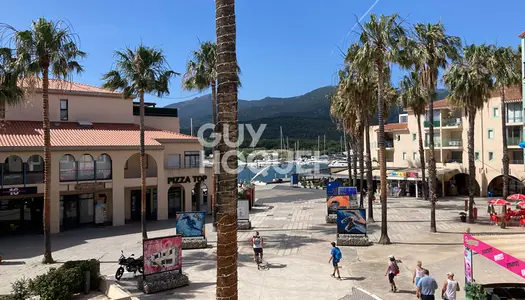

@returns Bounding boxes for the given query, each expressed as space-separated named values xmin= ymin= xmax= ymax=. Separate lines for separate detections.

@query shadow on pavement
xmin=0 ymin=260 xmax=26 ymax=265
xmin=265 ymin=262 xmax=287 ymax=269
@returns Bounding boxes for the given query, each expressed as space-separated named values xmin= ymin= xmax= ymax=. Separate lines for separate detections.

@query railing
xmin=424 ymin=121 xmax=440 ymax=128
xmin=506 ymin=116 xmax=523 ymax=123
xmin=60 ymin=161 xmax=112 ymax=182
xmin=385 ymin=141 xmax=394 ymax=148
xmin=507 ymin=136 xmax=522 ymax=146
xmin=442 ymin=139 xmax=462 ymax=147
xmin=1 ymin=163 xmax=44 ymax=186
xmin=446 ymin=159 xmax=463 ymax=164
xmin=442 ymin=118 xmax=462 ymax=127
xmin=510 ymin=160 xmax=524 ymax=165
xmin=424 ymin=140 xmax=442 ymax=147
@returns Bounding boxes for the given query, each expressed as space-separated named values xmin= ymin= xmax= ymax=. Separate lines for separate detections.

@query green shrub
xmin=59 ymin=259 xmax=100 ymax=291
xmin=29 ymin=268 xmax=74 ymax=300
xmin=465 ymin=282 xmax=489 ymax=300
xmin=10 ymin=278 xmax=31 ymax=300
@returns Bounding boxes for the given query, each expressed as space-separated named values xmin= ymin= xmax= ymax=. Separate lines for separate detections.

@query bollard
xmin=84 ymin=270 xmax=91 ymax=294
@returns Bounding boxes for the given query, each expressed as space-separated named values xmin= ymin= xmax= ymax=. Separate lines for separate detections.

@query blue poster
xmin=176 ymin=212 xmax=206 ymax=237
xmin=336 ymin=209 xmax=367 ymax=235
xmin=338 ymin=187 xmax=357 ymax=196
xmin=327 ymin=181 xmax=343 ymax=197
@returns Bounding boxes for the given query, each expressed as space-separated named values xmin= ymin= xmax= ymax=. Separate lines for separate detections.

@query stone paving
xmin=1 ymin=185 xmax=525 ymax=300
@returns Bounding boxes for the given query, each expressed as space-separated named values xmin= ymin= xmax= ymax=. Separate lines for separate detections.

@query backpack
xmin=334 ymin=247 xmax=342 ymax=261
xmin=393 ymin=262 xmax=400 ymax=275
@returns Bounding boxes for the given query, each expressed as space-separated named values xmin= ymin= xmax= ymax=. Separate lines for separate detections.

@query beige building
xmin=0 ymin=80 xmax=211 ymax=235
xmin=364 ymin=87 xmax=524 ymax=198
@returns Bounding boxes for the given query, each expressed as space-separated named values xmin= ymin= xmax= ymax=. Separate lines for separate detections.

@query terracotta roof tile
xmin=425 ymin=99 xmax=449 ymax=109
xmin=20 ymin=79 xmax=121 ymax=96
xmin=490 ymin=86 xmax=522 ymax=101
xmin=519 ymin=30 xmax=525 ymax=38
xmin=0 ymin=121 xmax=197 ymax=149
xmin=375 ymin=123 xmax=408 ymax=132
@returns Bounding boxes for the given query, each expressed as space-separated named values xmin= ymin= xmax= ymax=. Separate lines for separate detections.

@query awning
xmin=332 ymin=167 xmax=459 ymax=181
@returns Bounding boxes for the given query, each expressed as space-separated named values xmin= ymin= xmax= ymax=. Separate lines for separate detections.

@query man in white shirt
xmin=441 ymin=272 xmax=460 ymax=300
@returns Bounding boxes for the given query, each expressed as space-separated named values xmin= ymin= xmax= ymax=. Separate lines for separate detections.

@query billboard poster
xmin=464 ymin=246 xmax=473 ymax=284
xmin=327 ymin=181 xmax=343 ymax=197
xmin=143 ymin=235 xmax=182 ymax=275
xmin=337 ymin=209 xmax=367 ymax=235
xmin=176 ymin=212 xmax=206 ymax=238
xmin=237 ymin=199 xmax=250 ymax=220
xmin=337 ymin=186 xmax=357 ymax=196
xmin=327 ymin=195 xmax=350 ymax=215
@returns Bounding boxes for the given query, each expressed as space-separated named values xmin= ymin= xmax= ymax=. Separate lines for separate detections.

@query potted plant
xmin=465 ymin=282 xmax=488 ymax=300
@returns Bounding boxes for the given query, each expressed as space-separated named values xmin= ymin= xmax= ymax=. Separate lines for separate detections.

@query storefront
xmin=129 ymin=187 xmax=158 ymax=222
xmin=168 ymin=186 xmax=184 ymax=218
xmin=59 ymin=183 xmax=111 ymax=231
xmin=0 ymin=186 xmax=43 ymax=235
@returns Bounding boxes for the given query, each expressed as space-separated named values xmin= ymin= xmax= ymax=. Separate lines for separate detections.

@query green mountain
xmin=167 ymin=86 xmax=449 ymax=141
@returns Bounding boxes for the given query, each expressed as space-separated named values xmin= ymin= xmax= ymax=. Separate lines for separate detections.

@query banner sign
xmin=143 ymin=234 xmax=182 ymax=275
xmin=389 ymin=171 xmax=418 ymax=178
xmin=337 ymin=208 xmax=366 ymax=235
xmin=327 ymin=195 xmax=350 ymax=215
xmin=337 ymin=186 xmax=357 ymax=196
xmin=176 ymin=212 xmax=206 ymax=238
xmin=464 ymin=246 xmax=473 ymax=284
xmin=463 ymin=233 xmax=525 ymax=280
xmin=237 ymin=199 xmax=250 ymax=221
xmin=1 ymin=186 xmax=37 ymax=196
xmin=327 ymin=181 xmax=343 ymax=197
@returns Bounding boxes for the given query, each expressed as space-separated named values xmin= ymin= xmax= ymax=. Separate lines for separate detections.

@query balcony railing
xmin=506 ymin=116 xmax=523 ymax=123
xmin=446 ymin=159 xmax=463 ymax=164
xmin=424 ymin=140 xmax=441 ymax=147
xmin=385 ymin=141 xmax=394 ymax=148
xmin=424 ymin=121 xmax=440 ymax=128
xmin=510 ymin=160 xmax=524 ymax=165
xmin=442 ymin=139 xmax=462 ymax=147
xmin=442 ymin=118 xmax=462 ymax=127
xmin=507 ymin=136 xmax=522 ymax=146
xmin=1 ymin=164 xmax=45 ymax=186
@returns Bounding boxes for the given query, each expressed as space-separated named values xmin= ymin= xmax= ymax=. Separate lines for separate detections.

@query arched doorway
xmin=124 ymin=153 xmax=157 ymax=179
xmin=3 ymin=155 xmax=24 ymax=185
xmin=192 ymin=182 xmax=208 ymax=212
xmin=125 ymin=153 xmax=158 ymax=222
xmin=168 ymin=185 xmax=185 ymax=218
xmin=449 ymin=173 xmax=480 ymax=196
xmin=488 ymin=175 xmax=525 ymax=196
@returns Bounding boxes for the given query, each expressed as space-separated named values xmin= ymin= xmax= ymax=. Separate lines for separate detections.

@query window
xmin=412 ymin=133 xmax=416 ymax=141
xmin=399 ymin=114 xmax=408 ymax=123
xmin=168 ymin=154 xmax=181 ymax=168
xmin=3 ymin=155 xmax=24 ymax=185
xmin=96 ymin=154 xmax=112 ymax=180
xmin=489 ymin=152 xmax=494 ymax=161
xmin=487 ymin=129 xmax=494 ymax=139
xmin=60 ymin=99 xmax=68 ymax=121
xmin=413 ymin=152 xmax=417 ymax=160
xmin=78 ymin=154 xmax=95 ymax=181
xmin=493 ymin=106 xmax=499 ymax=118
xmin=402 ymin=152 xmax=407 ymax=160
xmin=184 ymin=151 xmax=200 ymax=168
xmin=506 ymin=102 xmax=523 ymax=123
xmin=475 ymin=151 xmax=480 ymax=161
xmin=60 ymin=155 xmax=77 ymax=181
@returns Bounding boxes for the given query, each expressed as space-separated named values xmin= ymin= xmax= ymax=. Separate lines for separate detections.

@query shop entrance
xmin=60 ymin=194 xmax=95 ymax=231
xmin=168 ymin=186 xmax=184 ymax=218
xmin=0 ymin=197 xmax=43 ymax=236
xmin=130 ymin=189 xmax=157 ymax=221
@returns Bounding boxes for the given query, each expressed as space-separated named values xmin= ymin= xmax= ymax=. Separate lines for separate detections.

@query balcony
xmin=424 ymin=140 xmax=441 ymax=148
xmin=133 ymin=105 xmax=178 ymax=117
xmin=442 ymin=139 xmax=462 ymax=148
xmin=385 ymin=140 xmax=394 ymax=149
xmin=510 ymin=160 xmax=524 ymax=165
xmin=1 ymin=164 xmax=44 ymax=186
xmin=507 ymin=136 xmax=522 ymax=147
xmin=424 ymin=118 xmax=462 ymax=129
xmin=506 ymin=116 xmax=523 ymax=124
xmin=424 ymin=121 xmax=440 ymax=128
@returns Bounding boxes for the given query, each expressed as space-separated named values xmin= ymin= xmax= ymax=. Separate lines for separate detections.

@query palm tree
xmin=353 ymin=14 xmax=406 ymax=244
xmin=409 ymin=23 xmax=461 ymax=232
xmin=215 ymin=0 xmax=239 ymax=298
xmin=398 ymin=72 xmax=427 ymax=202
xmin=102 ymin=45 xmax=177 ymax=240
xmin=444 ymin=44 xmax=493 ymax=223
xmin=1 ymin=18 xmax=86 ymax=263
xmin=0 ymin=48 xmax=24 ymax=119
xmin=489 ymin=46 xmax=521 ymax=199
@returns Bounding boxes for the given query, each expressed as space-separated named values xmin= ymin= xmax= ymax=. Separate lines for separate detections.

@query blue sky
xmin=1 ymin=0 xmax=523 ymax=106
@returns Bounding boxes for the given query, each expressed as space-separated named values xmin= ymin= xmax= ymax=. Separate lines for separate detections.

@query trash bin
xmin=84 ymin=270 xmax=91 ymax=294
xmin=460 ymin=212 xmax=467 ymax=223
xmin=473 ymin=207 xmax=478 ymax=220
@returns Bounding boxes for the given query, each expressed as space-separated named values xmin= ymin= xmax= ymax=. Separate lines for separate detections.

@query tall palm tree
xmin=0 ymin=48 xmax=24 ymax=119
xmin=489 ymin=46 xmax=521 ymax=199
xmin=1 ymin=18 xmax=86 ymax=263
xmin=444 ymin=44 xmax=493 ymax=223
xmin=215 ymin=0 xmax=239 ymax=298
xmin=102 ymin=45 xmax=177 ymax=240
xmin=353 ymin=14 xmax=406 ymax=244
xmin=409 ymin=23 xmax=461 ymax=232
xmin=398 ymin=72 xmax=427 ymax=201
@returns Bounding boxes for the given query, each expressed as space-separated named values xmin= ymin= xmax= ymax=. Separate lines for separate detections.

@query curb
xmin=354 ymin=287 xmax=383 ymax=300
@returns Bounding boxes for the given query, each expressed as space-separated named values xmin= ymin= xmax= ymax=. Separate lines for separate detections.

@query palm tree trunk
xmin=344 ymin=130 xmax=353 ymax=185
xmin=377 ymin=65 xmax=390 ymax=245
xmin=358 ymin=124 xmax=365 ymax=208
xmin=428 ymin=90 xmax=437 ymax=233
xmin=139 ymin=90 xmax=148 ymax=240
xmin=416 ymin=114 xmax=427 ymax=200
xmin=352 ymin=136 xmax=358 ymax=187
xmin=468 ymin=107 xmax=476 ymax=223
xmin=215 ymin=0 xmax=238 ymax=298
xmin=42 ymin=67 xmax=54 ymax=264
xmin=211 ymin=80 xmax=218 ymax=231
xmin=365 ymin=118 xmax=374 ymax=222
xmin=500 ymin=88 xmax=509 ymax=199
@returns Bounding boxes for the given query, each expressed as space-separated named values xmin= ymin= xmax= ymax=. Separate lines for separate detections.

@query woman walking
xmin=413 ymin=261 xmax=425 ymax=290
xmin=385 ymin=255 xmax=399 ymax=292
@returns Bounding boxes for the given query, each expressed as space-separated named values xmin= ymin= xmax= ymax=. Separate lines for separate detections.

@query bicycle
xmin=255 ymin=251 xmax=268 ymax=270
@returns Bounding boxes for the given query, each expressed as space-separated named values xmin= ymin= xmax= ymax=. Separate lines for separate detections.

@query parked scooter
xmin=115 ymin=250 xmax=144 ymax=280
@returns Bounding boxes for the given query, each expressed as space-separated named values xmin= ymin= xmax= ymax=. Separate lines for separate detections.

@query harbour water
xmin=237 ymin=163 xmax=329 ymax=183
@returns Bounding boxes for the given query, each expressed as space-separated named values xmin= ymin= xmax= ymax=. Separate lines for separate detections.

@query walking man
xmin=416 ymin=269 xmax=438 ymax=300
xmin=250 ymin=231 xmax=264 ymax=262
xmin=328 ymin=242 xmax=342 ymax=280
xmin=441 ymin=272 xmax=460 ymax=300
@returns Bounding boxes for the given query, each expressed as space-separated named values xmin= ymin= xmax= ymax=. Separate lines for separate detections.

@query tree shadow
xmin=342 ymin=276 xmax=366 ymax=281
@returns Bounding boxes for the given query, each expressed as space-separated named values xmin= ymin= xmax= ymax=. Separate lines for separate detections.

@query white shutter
xmin=167 ymin=154 xmax=180 ymax=168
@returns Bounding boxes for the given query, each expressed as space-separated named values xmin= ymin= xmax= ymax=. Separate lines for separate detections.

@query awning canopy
xmin=332 ymin=167 xmax=459 ymax=181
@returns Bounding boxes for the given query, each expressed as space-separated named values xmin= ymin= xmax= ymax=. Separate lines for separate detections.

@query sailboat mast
xmin=190 ymin=118 xmax=193 ymax=136
xmin=280 ymin=126 xmax=283 ymax=150
xmin=324 ymin=135 xmax=326 ymax=155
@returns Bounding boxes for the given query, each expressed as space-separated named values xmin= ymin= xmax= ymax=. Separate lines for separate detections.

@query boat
xmin=328 ymin=160 xmax=349 ymax=168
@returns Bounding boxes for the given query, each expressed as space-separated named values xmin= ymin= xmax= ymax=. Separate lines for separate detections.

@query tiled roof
xmin=519 ymin=30 xmax=525 ymax=38
xmin=490 ymin=86 xmax=522 ymax=101
xmin=0 ymin=121 xmax=197 ymax=149
xmin=425 ymin=99 xmax=450 ymax=109
xmin=375 ymin=123 xmax=408 ymax=132
xmin=20 ymin=79 xmax=122 ymax=97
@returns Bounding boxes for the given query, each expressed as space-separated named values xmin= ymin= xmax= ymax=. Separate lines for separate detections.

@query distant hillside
xmin=170 ymin=87 xmax=449 ymax=141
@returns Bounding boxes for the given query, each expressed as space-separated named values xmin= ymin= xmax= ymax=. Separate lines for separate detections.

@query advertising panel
xmin=237 ymin=199 xmax=250 ymax=220
xmin=175 ymin=212 xmax=206 ymax=237
xmin=327 ymin=195 xmax=350 ymax=215
xmin=336 ymin=209 xmax=367 ymax=235
xmin=464 ymin=246 xmax=473 ymax=284
xmin=327 ymin=181 xmax=343 ymax=197
xmin=143 ymin=235 xmax=182 ymax=275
